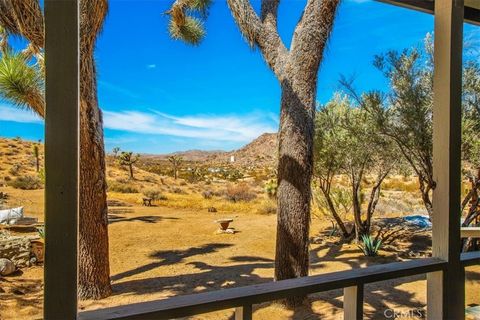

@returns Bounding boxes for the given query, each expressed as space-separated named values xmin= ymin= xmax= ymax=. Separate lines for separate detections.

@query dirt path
xmin=1 ymin=189 xmax=479 ymax=319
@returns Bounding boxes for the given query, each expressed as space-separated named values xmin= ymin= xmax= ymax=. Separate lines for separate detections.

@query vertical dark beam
xmin=427 ymin=0 xmax=464 ymax=319
xmin=44 ymin=0 xmax=79 ymax=319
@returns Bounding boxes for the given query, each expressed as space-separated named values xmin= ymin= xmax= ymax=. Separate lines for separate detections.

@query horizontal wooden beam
xmin=376 ymin=0 xmax=480 ymax=25
xmin=461 ymin=251 xmax=480 ymax=266
xmin=461 ymin=227 xmax=480 ymax=238
xmin=79 ymin=258 xmax=446 ymax=320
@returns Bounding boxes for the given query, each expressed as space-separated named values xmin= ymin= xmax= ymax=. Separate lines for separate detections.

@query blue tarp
xmin=404 ymin=215 xmax=432 ymax=228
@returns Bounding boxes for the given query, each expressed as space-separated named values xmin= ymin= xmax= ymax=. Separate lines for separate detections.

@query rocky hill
xmin=141 ymin=132 xmax=278 ymax=168
xmin=210 ymin=133 xmax=278 ymax=168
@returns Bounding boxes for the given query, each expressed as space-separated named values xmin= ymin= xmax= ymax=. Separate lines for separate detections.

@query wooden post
xmin=427 ymin=0 xmax=464 ymax=319
xmin=44 ymin=0 xmax=79 ymax=319
xmin=235 ymin=305 xmax=253 ymax=320
xmin=344 ymin=285 xmax=363 ymax=320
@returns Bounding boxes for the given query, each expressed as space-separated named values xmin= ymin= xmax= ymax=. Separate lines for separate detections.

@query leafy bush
xmin=8 ymin=175 xmax=43 ymax=190
xmin=143 ymin=189 xmax=167 ymax=201
xmin=108 ymin=181 xmax=139 ymax=193
xmin=357 ymin=234 xmax=382 ymax=257
xmin=225 ymin=183 xmax=256 ymax=202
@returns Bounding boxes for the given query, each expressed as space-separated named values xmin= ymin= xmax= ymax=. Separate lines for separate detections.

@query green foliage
xmin=264 ymin=179 xmax=278 ymax=198
xmin=0 ymin=49 xmax=44 ymax=116
xmin=166 ymin=0 xmax=212 ymax=45
xmin=168 ymin=155 xmax=183 ymax=179
xmin=364 ymin=34 xmax=480 ymax=214
xmin=116 ymin=150 xmax=140 ymax=179
xmin=357 ymin=234 xmax=382 ymax=257
xmin=169 ymin=16 xmax=205 ymax=45
xmin=37 ymin=226 xmax=45 ymax=239
xmin=8 ymin=175 xmax=43 ymax=190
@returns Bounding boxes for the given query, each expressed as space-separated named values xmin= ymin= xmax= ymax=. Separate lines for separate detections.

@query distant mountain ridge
xmin=141 ymin=133 xmax=278 ymax=167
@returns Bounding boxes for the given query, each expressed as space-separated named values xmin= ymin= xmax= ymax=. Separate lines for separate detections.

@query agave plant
xmin=358 ymin=234 xmax=382 ymax=257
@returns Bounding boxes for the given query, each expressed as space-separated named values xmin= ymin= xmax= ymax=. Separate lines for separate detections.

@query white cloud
xmin=103 ymin=110 xmax=276 ymax=142
xmin=147 ymin=64 xmax=156 ymax=69
xmin=98 ymin=80 xmax=140 ymax=99
xmin=0 ymin=104 xmax=43 ymax=124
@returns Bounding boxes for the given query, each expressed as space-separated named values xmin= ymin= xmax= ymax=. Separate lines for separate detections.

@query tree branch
xmin=290 ymin=0 xmax=340 ymax=77
xmin=227 ymin=0 xmax=288 ymax=78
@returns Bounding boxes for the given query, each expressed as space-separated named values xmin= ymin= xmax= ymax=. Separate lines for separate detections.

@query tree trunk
xmin=78 ymin=43 xmax=111 ymax=300
xmin=274 ymin=77 xmax=315 ymax=307
xmin=129 ymin=163 xmax=134 ymax=179
xmin=418 ymin=176 xmax=434 ymax=218
xmin=321 ymin=187 xmax=351 ymax=238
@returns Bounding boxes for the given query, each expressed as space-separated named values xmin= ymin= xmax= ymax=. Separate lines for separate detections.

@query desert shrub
xmin=382 ymin=179 xmax=418 ymax=193
xmin=202 ymin=190 xmax=214 ymax=199
xmin=8 ymin=164 xmax=21 ymax=176
xmin=8 ymin=175 xmax=43 ymax=190
xmin=358 ymin=234 xmax=382 ymax=257
xmin=179 ymin=181 xmax=187 ymax=186
xmin=4 ymin=176 xmax=11 ymax=182
xmin=115 ymin=177 xmax=128 ymax=184
xmin=144 ymin=176 xmax=156 ymax=183
xmin=172 ymin=187 xmax=187 ymax=194
xmin=108 ymin=181 xmax=139 ymax=193
xmin=225 ymin=183 xmax=256 ymax=202
xmin=143 ymin=189 xmax=167 ymax=201
xmin=256 ymin=199 xmax=277 ymax=215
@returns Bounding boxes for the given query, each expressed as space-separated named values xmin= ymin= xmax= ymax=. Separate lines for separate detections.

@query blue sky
xmin=0 ymin=0 xmax=478 ymax=153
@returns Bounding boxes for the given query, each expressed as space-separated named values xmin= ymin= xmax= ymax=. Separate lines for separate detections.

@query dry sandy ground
xmin=1 ymin=187 xmax=479 ymax=320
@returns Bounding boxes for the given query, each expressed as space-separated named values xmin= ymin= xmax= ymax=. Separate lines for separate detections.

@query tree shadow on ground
xmin=0 ymin=276 xmax=43 ymax=318
xmin=111 ymin=243 xmax=235 ymax=282
xmin=108 ymin=214 xmax=178 ymax=225
xmin=112 ymin=243 xmax=274 ymax=297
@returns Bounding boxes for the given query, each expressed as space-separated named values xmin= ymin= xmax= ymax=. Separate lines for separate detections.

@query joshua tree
xmin=0 ymin=0 xmax=111 ymax=299
xmin=112 ymin=146 xmax=120 ymax=157
xmin=168 ymin=155 xmax=183 ymax=180
xmin=117 ymin=151 xmax=140 ymax=179
xmin=32 ymin=144 xmax=40 ymax=172
xmin=167 ymin=1 xmax=341 ymax=303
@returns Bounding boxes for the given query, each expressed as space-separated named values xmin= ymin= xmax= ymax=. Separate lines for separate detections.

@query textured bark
xmin=227 ymin=1 xmax=340 ymax=306
xmin=77 ymin=0 xmax=111 ymax=300
xmin=275 ymin=77 xmax=315 ymax=300
xmin=418 ymin=176 xmax=434 ymax=218
xmin=0 ymin=0 xmax=111 ymax=299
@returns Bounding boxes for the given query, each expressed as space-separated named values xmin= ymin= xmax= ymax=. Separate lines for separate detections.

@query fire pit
xmin=215 ymin=218 xmax=233 ymax=230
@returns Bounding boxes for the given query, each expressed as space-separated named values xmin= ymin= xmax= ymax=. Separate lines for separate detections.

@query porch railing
xmin=77 ymin=253 xmax=478 ymax=320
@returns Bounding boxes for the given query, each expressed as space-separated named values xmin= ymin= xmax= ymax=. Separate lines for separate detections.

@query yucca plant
xmin=166 ymin=0 xmax=212 ymax=45
xmin=358 ymin=234 xmax=382 ymax=257
xmin=0 ymin=50 xmax=44 ymax=117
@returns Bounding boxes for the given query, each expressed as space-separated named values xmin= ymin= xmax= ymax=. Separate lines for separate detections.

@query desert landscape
xmin=1 ymin=136 xmax=479 ymax=320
